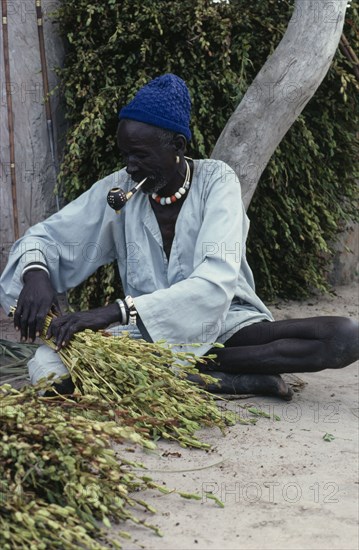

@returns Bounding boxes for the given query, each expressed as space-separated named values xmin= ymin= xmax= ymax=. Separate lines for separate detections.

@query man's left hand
xmin=46 ymin=304 xmax=121 ymax=350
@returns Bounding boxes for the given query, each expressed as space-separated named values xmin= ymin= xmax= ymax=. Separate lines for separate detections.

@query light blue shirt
xmin=0 ymin=159 xmax=273 ymax=355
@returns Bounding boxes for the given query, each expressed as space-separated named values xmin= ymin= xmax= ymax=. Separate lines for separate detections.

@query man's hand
xmin=14 ymin=270 xmax=60 ymax=342
xmin=46 ymin=304 xmax=120 ymax=350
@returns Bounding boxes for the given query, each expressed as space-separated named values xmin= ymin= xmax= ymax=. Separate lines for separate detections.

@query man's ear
xmin=173 ymin=134 xmax=187 ymax=154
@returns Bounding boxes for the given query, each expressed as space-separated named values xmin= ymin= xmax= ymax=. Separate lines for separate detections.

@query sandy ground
xmin=1 ymin=283 xmax=358 ymax=550
xmin=114 ymin=284 xmax=359 ymax=550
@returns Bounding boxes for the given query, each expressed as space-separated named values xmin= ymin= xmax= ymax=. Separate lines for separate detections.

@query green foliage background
xmin=54 ymin=0 xmax=359 ymax=308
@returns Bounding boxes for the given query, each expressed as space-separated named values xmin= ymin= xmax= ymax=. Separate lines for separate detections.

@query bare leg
xmin=205 ymin=317 xmax=359 ymax=374
xmin=196 ymin=316 xmax=358 ymax=399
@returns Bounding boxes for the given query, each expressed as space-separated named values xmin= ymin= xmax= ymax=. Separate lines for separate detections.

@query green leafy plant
xmin=39 ymin=312 xmax=238 ymax=448
xmin=323 ymin=432 xmax=335 ymax=442
xmin=53 ymin=0 xmax=358 ymax=307
xmin=0 ymin=382 xmax=218 ymax=548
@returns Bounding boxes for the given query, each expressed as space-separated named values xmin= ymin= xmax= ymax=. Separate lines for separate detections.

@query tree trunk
xmin=211 ymin=0 xmax=348 ymax=209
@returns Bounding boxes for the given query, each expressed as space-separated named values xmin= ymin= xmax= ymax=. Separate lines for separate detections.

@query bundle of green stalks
xmin=0 ymin=312 xmax=250 ymax=547
xmin=0 ymin=339 xmax=37 ymax=384
xmin=41 ymin=313 xmax=239 ymax=448
xmin=1 ymin=383 xmax=222 ymax=549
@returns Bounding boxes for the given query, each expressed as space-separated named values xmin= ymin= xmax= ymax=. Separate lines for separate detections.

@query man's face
xmin=117 ymin=120 xmax=177 ymax=194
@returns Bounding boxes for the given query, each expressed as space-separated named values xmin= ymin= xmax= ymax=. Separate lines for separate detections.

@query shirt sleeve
xmin=0 ymin=172 xmax=123 ymax=314
xmin=133 ymin=161 xmax=243 ymax=350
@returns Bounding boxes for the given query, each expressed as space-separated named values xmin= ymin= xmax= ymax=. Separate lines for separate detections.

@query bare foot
xmin=43 ymin=376 xmax=75 ymax=398
xmin=188 ymin=372 xmax=293 ymax=401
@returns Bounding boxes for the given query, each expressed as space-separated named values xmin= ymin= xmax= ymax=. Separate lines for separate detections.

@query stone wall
xmin=329 ymin=223 xmax=359 ymax=286
xmin=0 ymin=0 xmax=65 ymax=272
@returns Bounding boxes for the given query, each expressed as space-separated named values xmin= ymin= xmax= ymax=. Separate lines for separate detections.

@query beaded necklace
xmin=151 ymin=159 xmax=191 ymax=205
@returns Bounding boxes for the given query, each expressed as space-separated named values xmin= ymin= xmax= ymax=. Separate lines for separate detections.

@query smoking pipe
xmin=107 ymin=177 xmax=147 ymax=213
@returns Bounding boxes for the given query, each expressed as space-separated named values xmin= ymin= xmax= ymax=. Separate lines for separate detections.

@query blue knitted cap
xmin=119 ymin=74 xmax=192 ymax=141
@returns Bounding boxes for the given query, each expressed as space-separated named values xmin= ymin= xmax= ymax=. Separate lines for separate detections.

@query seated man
xmin=1 ymin=74 xmax=358 ymax=399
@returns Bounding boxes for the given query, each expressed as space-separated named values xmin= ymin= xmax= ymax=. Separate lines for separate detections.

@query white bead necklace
xmin=151 ymin=159 xmax=191 ymax=206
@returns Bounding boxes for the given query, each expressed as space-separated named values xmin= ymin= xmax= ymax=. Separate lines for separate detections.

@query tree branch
xmin=339 ymin=33 xmax=359 ymax=81
xmin=211 ymin=0 xmax=348 ymax=209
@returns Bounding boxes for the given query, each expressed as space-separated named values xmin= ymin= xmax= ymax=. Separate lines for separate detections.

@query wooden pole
xmin=1 ymin=0 xmax=19 ymax=239
xmin=35 ymin=0 xmax=60 ymax=211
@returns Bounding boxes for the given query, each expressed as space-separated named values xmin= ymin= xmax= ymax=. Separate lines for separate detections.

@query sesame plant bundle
xmin=1 ymin=383 xmax=215 ymax=550
xmin=0 ymin=339 xmax=37 ymax=384
xmin=41 ymin=313 xmax=238 ymax=448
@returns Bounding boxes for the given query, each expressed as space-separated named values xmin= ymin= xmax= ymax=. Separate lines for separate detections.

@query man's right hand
xmin=14 ymin=269 xmax=60 ymax=342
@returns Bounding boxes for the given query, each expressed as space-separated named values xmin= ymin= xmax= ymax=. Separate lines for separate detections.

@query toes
xmin=281 ymin=384 xmax=294 ymax=401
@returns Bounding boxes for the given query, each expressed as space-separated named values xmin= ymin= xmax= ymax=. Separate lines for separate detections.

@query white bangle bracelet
xmin=124 ymin=295 xmax=137 ymax=326
xmin=115 ymin=299 xmax=127 ymax=325
xmin=21 ymin=264 xmax=50 ymax=283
